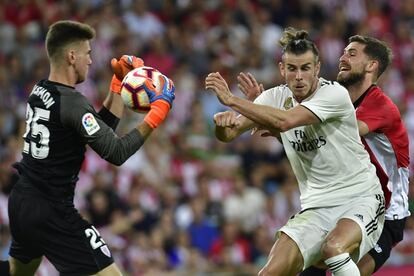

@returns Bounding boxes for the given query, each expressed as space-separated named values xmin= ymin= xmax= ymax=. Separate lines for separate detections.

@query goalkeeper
xmin=0 ymin=20 xmax=174 ymax=276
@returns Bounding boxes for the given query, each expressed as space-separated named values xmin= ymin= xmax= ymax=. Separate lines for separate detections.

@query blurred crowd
xmin=0 ymin=0 xmax=413 ymax=275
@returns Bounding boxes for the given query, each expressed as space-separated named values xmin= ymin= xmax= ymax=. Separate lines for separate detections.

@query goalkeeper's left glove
xmin=110 ymin=55 xmax=144 ymax=94
xmin=144 ymin=76 xmax=175 ymax=129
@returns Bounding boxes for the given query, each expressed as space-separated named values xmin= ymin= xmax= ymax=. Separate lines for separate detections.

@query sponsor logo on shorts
xmin=354 ymin=214 xmax=364 ymax=222
xmin=82 ymin=113 xmax=100 ymax=135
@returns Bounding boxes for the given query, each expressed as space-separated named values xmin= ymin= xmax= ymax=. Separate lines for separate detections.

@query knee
xmin=321 ymin=236 xmax=347 ymax=259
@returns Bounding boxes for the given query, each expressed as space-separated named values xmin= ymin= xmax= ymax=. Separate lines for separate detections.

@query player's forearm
xmin=228 ymin=96 xmax=289 ymax=131
xmin=92 ymin=121 xmax=153 ymax=166
xmin=98 ymin=106 xmax=120 ymax=131
xmin=102 ymin=91 xmax=124 ymax=118
xmin=136 ymin=121 xmax=153 ymax=140
xmin=90 ymin=128 xmax=145 ymax=166
xmin=100 ymin=92 xmax=124 ymax=131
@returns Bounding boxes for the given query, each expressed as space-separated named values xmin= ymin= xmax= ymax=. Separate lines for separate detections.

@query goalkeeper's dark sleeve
xmin=98 ymin=106 xmax=120 ymax=131
xmin=61 ymin=92 xmax=144 ymax=166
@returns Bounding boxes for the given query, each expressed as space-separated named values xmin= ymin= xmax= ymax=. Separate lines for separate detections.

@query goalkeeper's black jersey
xmin=14 ymin=79 xmax=144 ymax=200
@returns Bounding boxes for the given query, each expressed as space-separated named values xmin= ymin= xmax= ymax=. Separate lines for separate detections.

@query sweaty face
xmin=279 ymin=51 xmax=320 ymax=102
xmin=73 ymin=40 xmax=92 ymax=84
xmin=337 ymin=42 xmax=368 ymax=87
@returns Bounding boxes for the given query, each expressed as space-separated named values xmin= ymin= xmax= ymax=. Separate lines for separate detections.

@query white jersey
xmin=254 ymin=78 xmax=382 ymax=209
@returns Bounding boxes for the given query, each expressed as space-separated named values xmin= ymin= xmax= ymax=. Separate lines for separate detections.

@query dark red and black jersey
xmin=354 ymin=85 xmax=410 ymax=219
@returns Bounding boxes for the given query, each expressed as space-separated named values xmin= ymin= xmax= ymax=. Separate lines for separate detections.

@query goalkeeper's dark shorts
xmin=8 ymin=179 xmax=114 ymax=276
xmin=368 ymin=217 xmax=406 ymax=272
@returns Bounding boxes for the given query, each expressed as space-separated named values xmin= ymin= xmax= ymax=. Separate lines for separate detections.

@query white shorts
xmin=278 ymin=194 xmax=385 ymax=270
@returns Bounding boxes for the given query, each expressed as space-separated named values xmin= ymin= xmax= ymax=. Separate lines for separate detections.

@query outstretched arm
xmin=206 ymin=72 xmax=319 ymax=132
xmin=62 ymin=75 xmax=174 ymax=166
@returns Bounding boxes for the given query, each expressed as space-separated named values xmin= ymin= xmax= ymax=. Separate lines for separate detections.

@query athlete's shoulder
xmin=268 ymin=84 xmax=293 ymax=99
xmin=362 ymin=86 xmax=401 ymax=116
xmin=365 ymin=86 xmax=395 ymax=105
xmin=255 ymin=84 xmax=289 ymax=99
xmin=317 ymin=78 xmax=349 ymax=101
xmin=36 ymin=79 xmax=74 ymax=94
xmin=319 ymin=78 xmax=335 ymax=86
xmin=254 ymin=84 xmax=292 ymax=108
xmin=59 ymin=85 xmax=93 ymax=125
xmin=265 ymin=84 xmax=294 ymax=98
xmin=262 ymin=83 xmax=287 ymax=93
xmin=60 ymin=86 xmax=89 ymax=106
xmin=318 ymin=78 xmax=346 ymax=91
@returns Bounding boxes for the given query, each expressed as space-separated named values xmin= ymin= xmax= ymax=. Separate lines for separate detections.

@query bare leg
xmin=9 ymin=256 xmax=42 ymax=276
xmin=357 ymin=254 xmax=376 ymax=276
xmin=321 ymin=218 xmax=361 ymax=258
xmin=322 ymin=218 xmax=362 ymax=276
xmin=258 ymin=232 xmax=304 ymax=276
xmin=94 ymin=263 xmax=123 ymax=276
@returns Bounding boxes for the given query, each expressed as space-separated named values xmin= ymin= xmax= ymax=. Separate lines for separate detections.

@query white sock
xmin=325 ymin=253 xmax=360 ymax=276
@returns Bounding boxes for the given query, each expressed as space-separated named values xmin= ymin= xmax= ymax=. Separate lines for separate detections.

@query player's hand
xmin=213 ymin=111 xmax=240 ymax=128
xmin=110 ymin=55 xmax=144 ymax=94
xmin=205 ymin=72 xmax=233 ymax=106
xmin=237 ymin=72 xmax=264 ymax=101
xmin=143 ymin=75 xmax=175 ymax=129
xmin=111 ymin=55 xmax=144 ymax=81
xmin=143 ymin=75 xmax=175 ymax=108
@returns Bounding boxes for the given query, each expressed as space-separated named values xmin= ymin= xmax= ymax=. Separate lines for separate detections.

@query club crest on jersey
xmin=283 ymin=97 xmax=293 ymax=110
xmin=82 ymin=113 xmax=100 ymax=135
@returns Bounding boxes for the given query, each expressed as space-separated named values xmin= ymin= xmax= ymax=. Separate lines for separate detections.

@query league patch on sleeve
xmin=82 ymin=113 xmax=100 ymax=135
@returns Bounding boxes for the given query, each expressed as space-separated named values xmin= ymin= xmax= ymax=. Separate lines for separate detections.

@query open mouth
xmin=339 ymin=64 xmax=350 ymax=72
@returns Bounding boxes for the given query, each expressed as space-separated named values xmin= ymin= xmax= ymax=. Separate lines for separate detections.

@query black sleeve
xmin=98 ymin=106 xmax=120 ymax=131
xmin=61 ymin=93 xmax=144 ymax=166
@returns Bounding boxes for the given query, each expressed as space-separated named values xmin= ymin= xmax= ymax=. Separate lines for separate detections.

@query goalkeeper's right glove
xmin=110 ymin=55 xmax=144 ymax=94
xmin=144 ymin=76 xmax=175 ymax=129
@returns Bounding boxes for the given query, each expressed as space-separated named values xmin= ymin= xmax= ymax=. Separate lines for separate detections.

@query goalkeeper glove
xmin=110 ymin=55 xmax=144 ymax=94
xmin=144 ymin=75 xmax=175 ymax=129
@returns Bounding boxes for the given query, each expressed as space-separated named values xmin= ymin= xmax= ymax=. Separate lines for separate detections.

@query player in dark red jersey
xmin=0 ymin=20 xmax=175 ymax=276
xmin=301 ymin=36 xmax=410 ymax=276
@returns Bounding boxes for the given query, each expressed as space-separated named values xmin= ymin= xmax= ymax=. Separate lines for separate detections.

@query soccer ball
xmin=120 ymin=66 xmax=165 ymax=113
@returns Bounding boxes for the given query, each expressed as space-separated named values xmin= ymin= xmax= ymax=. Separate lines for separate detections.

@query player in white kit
xmin=301 ymin=35 xmax=411 ymax=276
xmin=205 ymin=27 xmax=385 ymax=276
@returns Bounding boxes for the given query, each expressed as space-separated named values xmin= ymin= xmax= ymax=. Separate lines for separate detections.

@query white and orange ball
xmin=120 ymin=66 xmax=165 ymax=113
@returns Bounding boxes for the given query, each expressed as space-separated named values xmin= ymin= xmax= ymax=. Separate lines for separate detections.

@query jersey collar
xmin=353 ymin=84 xmax=376 ymax=108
